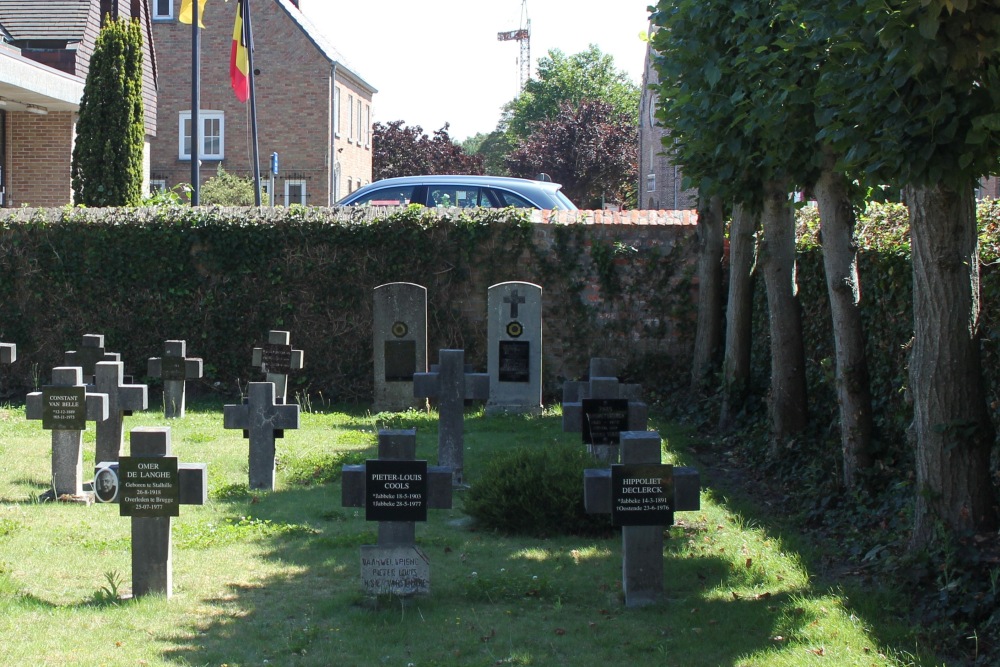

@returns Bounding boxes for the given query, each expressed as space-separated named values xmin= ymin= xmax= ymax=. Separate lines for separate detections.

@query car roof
xmin=360 ymin=174 xmax=563 ymax=189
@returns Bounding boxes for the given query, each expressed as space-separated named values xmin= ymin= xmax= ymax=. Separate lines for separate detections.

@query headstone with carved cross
xmin=64 ymin=334 xmax=119 ymax=385
xmin=25 ymin=367 xmax=108 ymax=500
xmin=94 ymin=361 xmax=148 ymax=466
xmin=562 ymin=357 xmax=648 ymax=463
xmin=223 ymin=382 xmax=300 ymax=490
xmin=93 ymin=426 xmax=208 ymax=598
xmin=486 ymin=281 xmax=543 ymax=416
xmin=251 ymin=330 xmax=303 ymax=404
xmin=584 ymin=431 xmax=700 ymax=608
xmin=413 ymin=349 xmax=489 ymax=486
xmin=148 ymin=340 xmax=203 ymax=418
xmin=373 ymin=282 xmax=428 ymax=412
xmin=342 ymin=428 xmax=453 ymax=595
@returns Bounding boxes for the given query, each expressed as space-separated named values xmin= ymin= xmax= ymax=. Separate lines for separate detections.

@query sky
xmin=299 ymin=0 xmax=655 ymax=142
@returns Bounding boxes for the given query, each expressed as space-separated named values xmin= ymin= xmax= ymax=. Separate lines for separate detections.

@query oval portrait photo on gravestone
xmin=94 ymin=465 xmax=119 ymax=503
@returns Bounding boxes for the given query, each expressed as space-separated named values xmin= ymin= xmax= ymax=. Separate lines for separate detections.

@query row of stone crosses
xmin=1 ymin=281 xmax=699 ymax=607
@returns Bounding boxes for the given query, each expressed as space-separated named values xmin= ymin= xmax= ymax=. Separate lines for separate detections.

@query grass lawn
xmin=0 ymin=398 xmax=938 ymax=666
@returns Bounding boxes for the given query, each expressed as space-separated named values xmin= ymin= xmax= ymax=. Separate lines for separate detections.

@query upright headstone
xmin=94 ymin=426 xmax=208 ymax=598
xmin=251 ymin=330 xmax=303 ymax=404
xmin=64 ymin=334 xmax=119 ymax=384
xmin=223 ymin=382 xmax=300 ymax=490
xmin=583 ymin=431 xmax=700 ymax=607
xmin=486 ymin=281 xmax=543 ymax=415
xmin=1 ymin=342 xmax=15 ymax=365
xmin=373 ymin=282 xmax=428 ymax=412
xmin=342 ymin=429 xmax=453 ymax=595
xmin=562 ymin=357 xmax=648 ymax=462
xmin=94 ymin=361 xmax=148 ymax=465
xmin=25 ymin=367 xmax=108 ymax=499
xmin=148 ymin=340 xmax=203 ymax=418
xmin=413 ymin=349 xmax=489 ymax=485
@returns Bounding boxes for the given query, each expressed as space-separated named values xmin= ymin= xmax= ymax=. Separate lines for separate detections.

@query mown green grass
xmin=0 ymin=399 xmax=938 ymax=666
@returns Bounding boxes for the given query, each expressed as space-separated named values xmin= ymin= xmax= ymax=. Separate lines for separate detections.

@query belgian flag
xmin=230 ymin=0 xmax=250 ymax=103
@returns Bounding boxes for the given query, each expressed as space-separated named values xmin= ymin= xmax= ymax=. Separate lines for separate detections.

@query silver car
xmin=336 ymin=175 xmax=577 ymax=210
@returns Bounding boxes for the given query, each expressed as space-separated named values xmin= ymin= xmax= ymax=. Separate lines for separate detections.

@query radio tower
xmin=497 ymin=0 xmax=531 ymax=92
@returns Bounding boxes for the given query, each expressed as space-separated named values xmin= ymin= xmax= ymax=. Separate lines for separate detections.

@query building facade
xmin=0 ymin=0 xmax=157 ymax=207
xmin=149 ymin=0 xmax=375 ymax=206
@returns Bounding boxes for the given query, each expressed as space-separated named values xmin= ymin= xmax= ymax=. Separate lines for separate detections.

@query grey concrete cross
xmin=251 ymin=330 xmax=303 ymax=404
xmin=148 ymin=340 xmax=203 ymax=418
xmin=413 ymin=349 xmax=489 ymax=485
xmin=223 ymin=382 xmax=300 ymax=490
xmin=64 ymin=334 xmax=119 ymax=384
xmin=26 ymin=367 xmax=108 ymax=499
xmin=94 ymin=426 xmax=208 ymax=598
xmin=562 ymin=357 xmax=648 ymax=462
xmin=342 ymin=428 xmax=453 ymax=595
xmin=94 ymin=361 xmax=148 ymax=466
xmin=584 ymin=431 xmax=700 ymax=608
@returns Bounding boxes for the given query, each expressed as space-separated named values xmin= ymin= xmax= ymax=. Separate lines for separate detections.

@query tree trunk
xmin=907 ymin=182 xmax=997 ymax=547
xmin=814 ymin=161 xmax=874 ymax=491
xmin=759 ymin=180 xmax=808 ymax=443
xmin=691 ymin=195 xmax=725 ymax=394
xmin=719 ymin=203 xmax=758 ymax=430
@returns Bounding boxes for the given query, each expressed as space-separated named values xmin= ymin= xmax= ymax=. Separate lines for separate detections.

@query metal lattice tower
xmin=497 ymin=0 xmax=531 ymax=92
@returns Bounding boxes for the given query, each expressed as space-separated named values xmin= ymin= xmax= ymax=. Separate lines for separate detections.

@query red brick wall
xmin=6 ymin=112 xmax=75 ymax=208
xmin=150 ymin=0 xmax=372 ymax=204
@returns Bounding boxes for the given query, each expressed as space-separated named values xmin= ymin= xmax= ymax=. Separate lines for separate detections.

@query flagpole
xmin=191 ymin=0 xmax=201 ymax=205
xmin=245 ymin=0 xmax=262 ymax=206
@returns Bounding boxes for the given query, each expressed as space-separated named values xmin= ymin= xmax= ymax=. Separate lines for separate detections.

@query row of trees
xmin=651 ymin=0 xmax=1000 ymax=548
xmin=373 ymin=46 xmax=641 ymax=209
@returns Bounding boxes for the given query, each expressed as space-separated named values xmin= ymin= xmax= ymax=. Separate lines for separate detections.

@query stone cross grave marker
xmin=486 ymin=281 xmax=542 ymax=415
xmin=95 ymin=360 xmax=148 ymax=466
xmin=1 ymin=341 xmax=15 ymax=365
xmin=342 ymin=428 xmax=453 ymax=595
xmin=373 ymin=282 xmax=428 ymax=412
xmin=148 ymin=340 xmax=203 ymax=418
xmin=562 ymin=357 xmax=648 ymax=463
xmin=65 ymin=333 xmax=119 ymax=384
xmin=584 ymin=431 xmax=700 ymax=608
xmin=251 ymin=330 xmax=303 ymax=404
xmin=223 ymin=382 xmax=300 ymax=490
xmin=93 ymin=426 xmax=207 ymax=598
xmin=26 ymin=367 xmax=108 ymax=499
xmin=413 ymin=349 xmax=489 ymax=486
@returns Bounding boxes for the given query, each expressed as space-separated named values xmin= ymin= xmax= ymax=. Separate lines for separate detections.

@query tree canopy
xmin=372 ymin=121 xmax=483 ymax=181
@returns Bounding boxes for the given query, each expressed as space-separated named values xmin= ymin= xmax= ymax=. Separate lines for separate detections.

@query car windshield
xmin=343 ymin=185 xmax=415 ymax=206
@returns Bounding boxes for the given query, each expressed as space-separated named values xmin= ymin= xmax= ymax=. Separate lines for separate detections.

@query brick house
xmin=638 ymin=36 xmax=696 ymax=212
xmin=0 ymin=0 xmax=158 ymax=207
xmin=149 ymin=0 xmax=375 ymax=205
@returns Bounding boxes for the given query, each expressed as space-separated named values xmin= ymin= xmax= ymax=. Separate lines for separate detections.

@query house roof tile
xmin=0 ymin=0 xmax=90 ymax=43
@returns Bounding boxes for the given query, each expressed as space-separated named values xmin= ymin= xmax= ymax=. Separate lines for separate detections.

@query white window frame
xmin=356 ymin=99 xmax=363 ymax=144
xmin=347 ymin=94 xmax=354 ymax=142
xmin=333 ymin=87 xmax=341 ymax=138
xmin=365 ymin=103 xmax=371 ymax=148
xmin=647 ymin=173 xmax=656 ymax=193
xmin=150 ymin=179 xmax=167 ymax=194
xmin=285 ymin=179 xmax=307 ymax=206
xmin=178 ymin=110 xmax=225 ymax=161
xmin=153 ymin=0 xmax=173 ymax=19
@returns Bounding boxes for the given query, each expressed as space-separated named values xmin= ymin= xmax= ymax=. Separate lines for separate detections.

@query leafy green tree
xmin=71 ymin=17 xmax=145 ymax=207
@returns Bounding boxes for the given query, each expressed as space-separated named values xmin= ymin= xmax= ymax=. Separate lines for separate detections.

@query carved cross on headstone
xmin=0 ymin=342 xmax=15 ymax=365
xmin=562 ymin=357 xmax=648 ymax=463
xmin=251 ymin=330 xmax=303 ymax=404
xmin=413 ymin=349 xmax=489 ymax=486
xmin=64 ymin=334 xmax=119 ymax=385
xmin=25 ymin=367 xmax=108 ymax=499
xmin=93 ymin=426 xmax=207 ymax=598
xmin=223 ymin=382 xmax=300 ymax=490
xmin=342 ymin=428 xmax=453 ymax=596
xmin=504 ymin=289 xmax=525 ymax=318
xmin=148 ymin=340 xmax=203 ymax=418
xmin=94 ymin=361 xmax=148 ymax=466
xmin=584 ymin=431 xmax=700 ymax=608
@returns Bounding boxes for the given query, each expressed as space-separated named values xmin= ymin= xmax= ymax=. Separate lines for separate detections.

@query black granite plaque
xmin=41 ymin=386 xmax=87 ymax=430
xmin=498 ymin=340 xmax=530 ymax=383
xmin=612 ymin=464 xmax=673 ymax=527
xmin=366 ymin=459 xmax=428 ymax=522
xmin=261 ymin=343 xmax=292 ymax=375
xmin=582 ymin=398 xmax=630 ymax=445
xmin=118 ymin=456 xmax=180 ymax=517
xmin=159 ymin=356 xmax=187 ymax=381
xmin=384 ymin=340 xmax=417 ymax=382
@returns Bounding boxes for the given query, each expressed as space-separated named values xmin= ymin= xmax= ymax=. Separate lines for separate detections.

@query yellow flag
xmin=179 ymin=0 xmax=208 ymax=28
